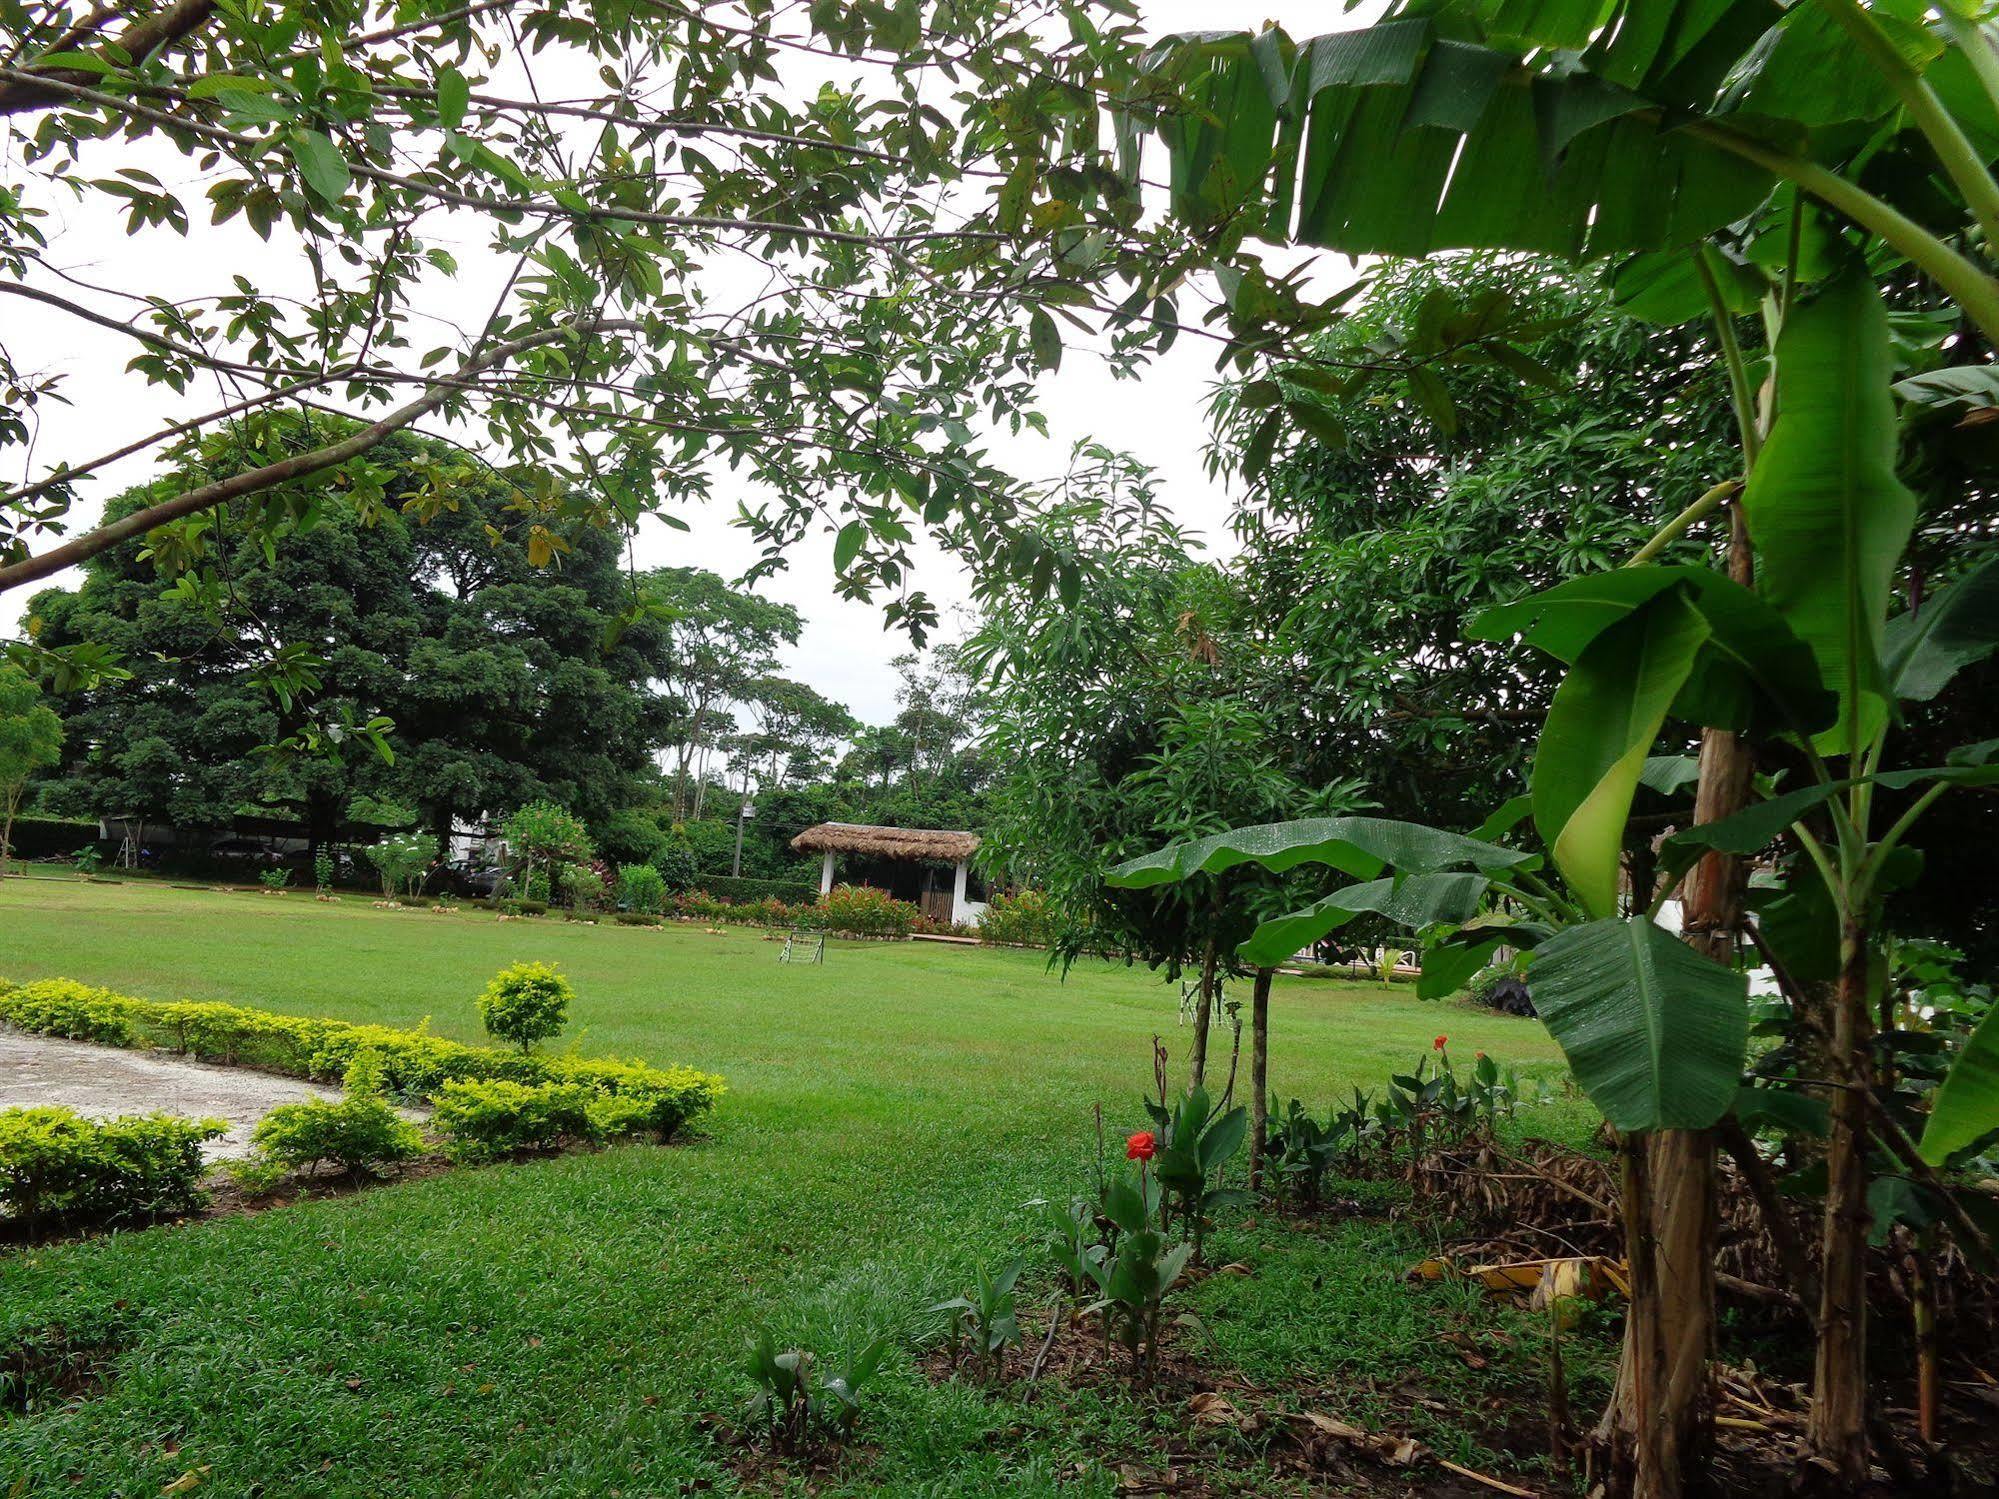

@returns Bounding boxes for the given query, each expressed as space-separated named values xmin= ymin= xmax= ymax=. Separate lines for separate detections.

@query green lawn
xmin=0 ymin=879 xmax=1597 ymax=1497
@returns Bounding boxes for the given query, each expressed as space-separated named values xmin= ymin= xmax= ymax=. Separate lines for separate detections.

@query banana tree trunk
xmin=1807 ymin=920 xmax=1876 ymax=1483
xmin=1598 ymin=1126 xmax=1720 ymax=1497
xmin=1596 ymin=514 xmax=1753 ymax=1495
xmin=1248 ymin=967 xmax=1272 ymax=1193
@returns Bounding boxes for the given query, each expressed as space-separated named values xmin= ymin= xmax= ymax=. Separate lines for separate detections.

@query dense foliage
xmin=0 ymin=1106 xmax=223 ymax=1229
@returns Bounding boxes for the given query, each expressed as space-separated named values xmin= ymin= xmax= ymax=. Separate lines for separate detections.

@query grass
xmin=0 ymin=879 xmax=1600 ymax=1497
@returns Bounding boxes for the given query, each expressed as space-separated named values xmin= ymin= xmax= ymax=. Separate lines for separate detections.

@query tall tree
xmin=968 ymin=454 xmax=1355 ymax=1112
xmin=0 ymin=664 xmax=62 ymax=877
xmin=638 ymin=568 xmax=801 ymax=820
xmin=1219 ymin=255 xmax=1736 ymax=830
xmin=29 ymin=423 xmax=671 ymax=854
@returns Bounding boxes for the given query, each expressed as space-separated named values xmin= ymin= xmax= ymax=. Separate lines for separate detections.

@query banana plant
xmin=1121 ymin=7 xmax=1999 ymax=1487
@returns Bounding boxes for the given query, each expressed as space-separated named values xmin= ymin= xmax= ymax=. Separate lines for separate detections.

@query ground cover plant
xmin=0 ymin=879 xmax=1584 ymax=1496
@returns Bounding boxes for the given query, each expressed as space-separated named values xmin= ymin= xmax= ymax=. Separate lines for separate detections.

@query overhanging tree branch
xmin=0 ymin=317 xmax=638 ymax=595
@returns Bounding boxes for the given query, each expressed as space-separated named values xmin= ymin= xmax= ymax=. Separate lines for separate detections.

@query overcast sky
xmin=3 ymin=2 xmax=1362 ymax=727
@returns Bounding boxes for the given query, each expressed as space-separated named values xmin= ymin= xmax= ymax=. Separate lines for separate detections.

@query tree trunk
xmin=1248 ymin=967 xmax=1272 ymax=1194
xmin=1807 ymin=920 xmax=1876 ymax=1484
xmin=1189 ymin=939 xmax=1217 ymax=1089
xmin=0 ymin=782 xmax=19 ymax=880
xmin=1594 ymin=513 xmax=1755 ymax=1497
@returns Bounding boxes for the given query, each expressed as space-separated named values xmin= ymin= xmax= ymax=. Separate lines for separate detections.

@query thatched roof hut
xmin=790 ymin=823 xmax=986 ymax=924
xmin=789 ymin=823 xmax=979 ymax=862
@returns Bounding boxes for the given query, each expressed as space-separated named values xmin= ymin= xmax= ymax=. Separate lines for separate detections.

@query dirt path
xmin=0 ymin=1029 xmax=345 ymax=1159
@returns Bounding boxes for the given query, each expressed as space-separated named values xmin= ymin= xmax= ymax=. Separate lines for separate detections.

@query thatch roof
xmin=790 ymin=823 xmax=979 ymax=862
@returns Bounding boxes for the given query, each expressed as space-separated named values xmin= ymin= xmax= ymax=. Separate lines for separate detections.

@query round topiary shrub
xmin=475 ymin=961 xmax=573 ymax=1054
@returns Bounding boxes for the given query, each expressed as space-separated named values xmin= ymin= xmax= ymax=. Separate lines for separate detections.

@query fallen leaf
xmin=160 ymin=1467 xmax=210 ymax=1495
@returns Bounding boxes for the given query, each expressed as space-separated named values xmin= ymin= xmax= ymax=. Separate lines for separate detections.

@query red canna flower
xmin=1434 ymin=1035 xmax=1448 ymax=1051
xmin=1126 ymin=1130 xmax=1157 ymax=1162
xmin=1476 ymin=1050 xmax=1487 ymax=1060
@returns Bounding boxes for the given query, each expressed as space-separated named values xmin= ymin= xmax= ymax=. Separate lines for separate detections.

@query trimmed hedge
xmin=690 ymin=873 xmax=817 ymax=905
xmin=429 ymin=1078 xmax=657 ymax=1162
xmin=0 ymin=815 xmax=97 ymax=860
xmin=1 ymin=1106 xmax=224 ymax=1228
xmin=0 ymin=978 xmax=725 ymax=1141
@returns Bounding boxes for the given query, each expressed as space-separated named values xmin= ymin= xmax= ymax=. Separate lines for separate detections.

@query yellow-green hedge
xmin=0 ymin=978 xmax=724 ymax=1140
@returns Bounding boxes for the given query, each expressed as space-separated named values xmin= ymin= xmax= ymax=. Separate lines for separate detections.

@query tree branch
xmin=0 ymin=317 xmax=638 ymax=594
xmin=0 ymin=0 xmax=217 ymax=115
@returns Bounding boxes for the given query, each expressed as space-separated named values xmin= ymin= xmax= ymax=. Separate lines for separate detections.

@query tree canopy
xmin=28 ymin=422 xmax=671 ymax=848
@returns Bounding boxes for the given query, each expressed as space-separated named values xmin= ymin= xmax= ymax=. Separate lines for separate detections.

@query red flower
xmin=1476 ymin=1050 xmax=1487 ymax=1060
xmin=1434 ymin=1035 xmax=1448 ymax=1051
xmin=1126 ymin=1130 xmax=1157 ymax=1162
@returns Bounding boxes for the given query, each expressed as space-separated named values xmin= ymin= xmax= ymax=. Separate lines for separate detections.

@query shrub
xmin=222 ymin=1154 xmax=291 ymax=1197
xmin=614 ymin=862 xmax=666 ymax=914
xmin=364 ymin=832 xmax=437 ymax=897
xmin=816 ymin=883 xmax=917 ymax=939
xmin=541 ymin=1055 xmax=724 ymax=1141
xmin=594 ymin=808 xmax=667 ymax=867
xmin=613 ymin=912 xmax=662 ymax=927
xmin=258 ymin=867 xmax=292 ymax=891
xmin=312 ymin=849 xmax=334 ymax=895
xmin=0 ymin=979 xmax=137 ymax=1045
xmin=72 ymin=845 xmax=103 ymax=876
xmin=476 ymin=962 xmax=573 ymax=1053
xmin=0 ymin=977 xmax=725 ymax=1139
xmin=1 ymin=814 xmax=95 ymax=859
xmin=250 ymin=1053 xmax=424 ymax=1176
xmin=977 ymin=889 xmax=1059 ymax=948
xmin=431 ymin=1078 xmax=607 ymax=1162
xmin=649 ymin=839 xmax=700 ymax=893
xmin=0 ymin=1107 xmax=224 ymax=1228
xmin=560 ymin=862 xmax=608 ymax=912
xmin=691 ymin=873 xmax=818 ymax=905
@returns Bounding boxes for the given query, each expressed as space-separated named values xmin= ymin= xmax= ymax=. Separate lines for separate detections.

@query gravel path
xmin=0 ymin=1029 xmax=345 ymax=1159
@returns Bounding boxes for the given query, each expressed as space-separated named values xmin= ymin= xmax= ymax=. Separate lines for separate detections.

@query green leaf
xmin=1530 ymin=916 xmax=1749 ymax=1131
xmin=436 ymin=66 xmax=471 ymax=129
xmin=832 ymin=521 xmax=865 ymax=573
xmin=1238 ymin=872 xmax=1490 ymax=966
xmin=1893 ymin=363 xmax=1999 ymax=419
xmin=1734 ymin=1083 xmax=1829 ymax=1139
xmin=1197 ymin=1106 xmax=1247 ymax=1172
xmin=1741 ymin=267 xmax=1917 ymax=756
xmin=1416 ymin=933 xmax=1510 ymax=1000
xmin=1027 ymin=305 xmax=1062 ymax=371
xmin=1638 ymin=754 xmax=1701 ymax=796
xmin=1920 ymin=1003 xmax=1999 ymax=1164
xmin=1610 ymin=245 xmax=1765 ymax=325
xmin=187 ymin=74 xmax=275 ymax=99
xmin=1471 ymin=565 xmax=1834 ymax=736
xmin=1532 ymin=588 xmax=1711 ymax=918
xmin=1666 ymin=759 xmax=1999 ymax=858
xmin=1105 ymin=815 xmax=1532 ymax=890
xmin=1884 ymin=551 xmax=1999 ymax=702
xmin=287 ymin=128 xmax=351 ymax=203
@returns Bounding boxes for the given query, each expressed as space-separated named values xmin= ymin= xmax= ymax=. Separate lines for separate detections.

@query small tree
xmin=0 ymin=666 xmax=62 ymax=880
xmin=365 ymin=833 xmax=437 ymax=899
xmin=502 ymin=802 xmax=592 ymax=901
xmin=476 ymin=962 xmax=573 ymax=1055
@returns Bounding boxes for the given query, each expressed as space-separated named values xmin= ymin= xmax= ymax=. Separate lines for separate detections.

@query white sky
xmin=2 ymin=2 xmax=1362 ymax=726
